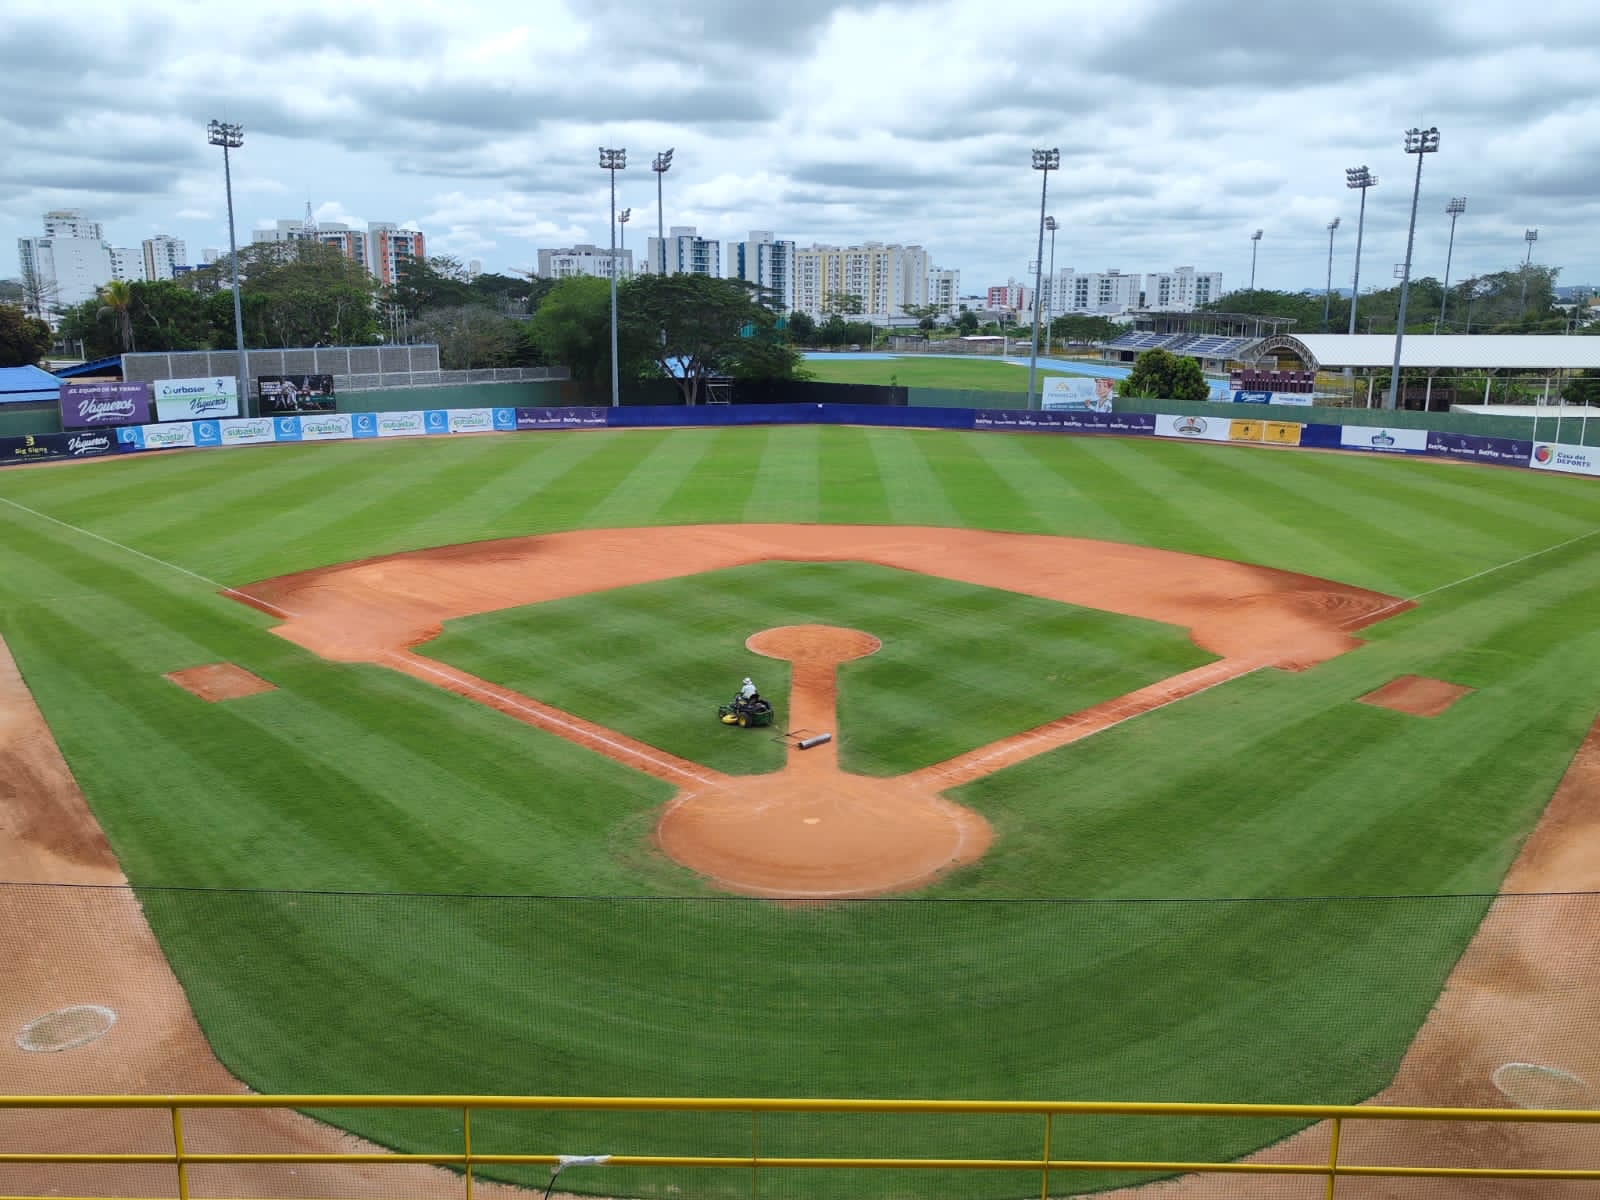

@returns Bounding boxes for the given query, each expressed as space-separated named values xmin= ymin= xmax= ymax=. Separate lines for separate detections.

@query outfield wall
xmin=5 ymin=401 xmax=1593 ymax=477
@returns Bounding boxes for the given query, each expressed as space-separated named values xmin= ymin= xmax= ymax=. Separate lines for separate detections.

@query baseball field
xmin=2 ymin=421 xmax=1598 ymax=1198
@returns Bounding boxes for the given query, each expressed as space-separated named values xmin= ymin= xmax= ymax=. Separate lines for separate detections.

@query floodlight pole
xmin=651 ymin=149 xmax=673 ymax=276
xmin=207 ymin=119 xmax=249 ymax=416
xmin=1519 ymin=228 xmax=1539 ymax=317
xmin=617 ymin=208 xmax=631 ymax=279
xmin=1345 ymin=166 xmax=1377 ymax=336
xmin=1027 ymin=147 xmax=1058 ymax=410
xmin=1322 ymin=218 xmax=1340 ymax=330
xmin=600 ymin=147 xmax=626 ymax=407
xmin=1249 ymin=229 xmax=1262 ymax=291
xmin=1436 ymin=198 xmax=1467 ymax=333
xmin=1043 ymin=215 xmax=1058 ymax=355
xmin=1386 ymin=126 xmax=1440 ymax=411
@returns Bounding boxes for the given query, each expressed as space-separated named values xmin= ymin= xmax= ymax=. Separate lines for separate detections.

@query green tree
xmin=1563 ymin=370 xmax=1600 ymax=407
xmin=955 ymin=310 xmax=980 ymax=335
xmin=410 ymin=305 xmax=520 ymax=370
xmin=824 ymin=292 xmax=866 ymax=317
xmin=0 ymin=303 xmax=52 ymax=366
xmin=391 ymin=255 xmax=475 ymax=318
xmin=786 ymin=310 xmax=816 ymax=344
xmin=1117 ymin=348 xmax=1210 ymax=402
xmin=620 ymin=274 xmax=802 ymax=404
xmin=129 ymin=281 xmax=216 ymax=351
xmin=205 ymin=242 xmax=380 ymax=348
xmin=97 ymin=279 xmax=136 ymax=352
xmin=55 ymin=298 xmax=121 ymax=359
xmin=524 ymin=276 xmax=613 ymax=384
xmin=1050 ymin=314 xmax=1121 ymax=344
xmin=902 ymin=303 xmax=944 ymax=333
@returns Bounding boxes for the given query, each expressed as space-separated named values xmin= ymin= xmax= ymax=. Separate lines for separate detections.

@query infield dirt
xmin=2 ymin=524 xmax=1597 ymax=1198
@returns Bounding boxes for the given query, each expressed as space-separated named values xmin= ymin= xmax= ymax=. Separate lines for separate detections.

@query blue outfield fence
xmin=2 ymin=403 xmax=1592 ymax=479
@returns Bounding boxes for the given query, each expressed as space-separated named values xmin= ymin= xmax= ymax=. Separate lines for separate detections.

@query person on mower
xmin=739 ymin=677 xmax=759 ymax=704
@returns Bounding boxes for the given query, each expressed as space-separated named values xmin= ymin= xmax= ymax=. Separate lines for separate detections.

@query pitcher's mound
xmin=165 ymin=663 xmax=276 ymax=702
xmin=1357 ymin=675 xmax=1472 ymax=717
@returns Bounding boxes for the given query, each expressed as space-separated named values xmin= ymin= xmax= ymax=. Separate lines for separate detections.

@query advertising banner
xmin=1155 ymin=413 xmax=1232 ymax=442
xmin=154 ymin=377 xmax=240 ymax=422
xmin=423 ymin=410 xmax=451 ymax=435
xmin=1227 ymin=419 xmax=1304 ymax=446
xmin=136 ymin=421 xmax=198 ymax=450
xmin=272 ymin=416 xmax=302 ymax=443
xmin=1229 ymin=390 xmax=1315 ymax=407
xmin=973 ymin=410 xmax=1155 ymax=434
xmin=60 ymin=381 xmax=151 ymax=428
xmin=447 ymin=408 xmax=495 ymax=434
xmin=298 ymin=414 xmax=354 ymax=442
xmin=0 ymin=430 xmax=122 ymax=467
xmin=193 ymin=420 xmax=222 ymax=447
xmin=1339 ymin=426 xmax=1430 ymax=455
xmin=375 ymin=411 xmax=428 ymax=438
xmin=515 ymin=407 xmax=609 ymax=429
xmin=258 ymin=374 xmax=337 ymax=414
xmin=218 ymin=417 xmax=276 ymax=446
xmin=493 ymin=408 xmax=517 ymax=431
xmin=1041 ymin=376 xmax=1116 ymax=412
xmin=1426 ymin=432 xmax=1533 ymax=467
xmin=1529 ymin=442 xmax=1600 ymax=477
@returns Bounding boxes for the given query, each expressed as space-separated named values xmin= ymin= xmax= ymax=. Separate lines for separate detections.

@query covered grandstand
xmin=1102 ymin=310 xmax=1296 ymax=369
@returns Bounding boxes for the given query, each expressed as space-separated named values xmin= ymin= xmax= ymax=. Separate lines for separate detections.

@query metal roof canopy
xmin=1257 ymin=334 xmax=1600 ymax=372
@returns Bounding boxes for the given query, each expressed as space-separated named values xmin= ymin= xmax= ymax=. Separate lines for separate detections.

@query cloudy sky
xmin=5 ymin=0 xmax=1598 ymax=298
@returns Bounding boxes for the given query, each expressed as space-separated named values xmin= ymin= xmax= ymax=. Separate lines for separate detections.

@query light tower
xmin=1249 ymin=229 xmax=1263 ymax=290
xmin=1027 ymin=147 xmax=1059 ymax=410
xmin=1385 ymin=126 xmax=1441 ymax=410
xmin=1345 ymin=166 xmax=1378 ymax=335
xmin=1322 ymin=218 xmax=1340 ymax=330
xmin=651 ymin=149 xmax=673 ymax=275
xmin=599 ymin=147 xmax=626 ymax=407
xmin=206 ymin=119 xmax=249 ymax=415
xmin=1436 ymin=198 xmax=1466 ymax=332
xmin=1043 ymin=215 xmax=1058 ymax=353
xmin=617 ymin=208 xmax=631 ymax=279
xmin=1519 ymin=228 xmax=1539 ymax=317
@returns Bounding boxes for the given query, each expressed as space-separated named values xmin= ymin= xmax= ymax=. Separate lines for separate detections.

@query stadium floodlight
xmin=207 ymin=119 xmax=249 ymax=415
xmin=1044 ymin=216 xmax=1058 ymax=353
xmin=1027 ymin=148 xmax=1059 ymax=410
xmin=1437 ymin=198 xmax=1467 ymax=332
xmin=651 ymin=149 xmax=674 ymax=275
xmin=617 ymin=208 xmax=631 ymax=279
xmin=1519 ymin=228 xmax=1539 ymax=316
xmin=1249 ymin=229 xmax=1263 ymax=291
xmin=599 ymin=148 xmax=626 ymax=407
xmin=1322 ymin=218 xmax=1341 ymax=330
xmin=1385 ymin=126 xmax=1440 ymax=410
xmin=1345 ymin=165 xmax=1377 ymax=336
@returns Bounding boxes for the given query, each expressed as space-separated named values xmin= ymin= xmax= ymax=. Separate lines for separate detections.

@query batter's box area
xmin=165 ymin=662 xmax=276 ymax=702
xmin=1358 ymin=674 xmax=1474 ymax=718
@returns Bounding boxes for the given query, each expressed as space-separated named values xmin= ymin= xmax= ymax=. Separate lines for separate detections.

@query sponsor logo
xmin=301 ymin=418 xmax=349 ymax=436
xmin=222 ymin=420 xmax=273 ymax=442
xmin=196 ymin=422 xmax=218 ymax=440
xmin=67 ymin=433 xmax=111 ymax=455
xmin=146 ymin=427 xmax=192 ymax=447
xmin=1371 ymin=430 xmax=1396 ymax=447
xmin=1173 ymin=416 xmax=1207 ymax=436
xmin=277 ymin=418 xmax=298 ymax=436
xmin=186 ymin=395 xmax=233 ymax=416
xmin=426 ymin=411 xmax=447 ymax=430
xmin=73 ymin=396 xmax=138 ymax=420
xmin=355 ymin=414 xmax=374 ymax=433
xmin=1534 ymin=444 xmax=1553 ymax=463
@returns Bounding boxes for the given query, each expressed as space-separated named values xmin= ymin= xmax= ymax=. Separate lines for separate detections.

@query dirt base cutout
xmin=164 ymin=663 xmax=276 ymax=702
xmin=1358 ymin=673 xmax=1474 ymax=717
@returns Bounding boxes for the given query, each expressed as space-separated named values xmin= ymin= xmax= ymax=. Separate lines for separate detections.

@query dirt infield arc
xmin=237 ymin=524 xmax=1404 ymax=897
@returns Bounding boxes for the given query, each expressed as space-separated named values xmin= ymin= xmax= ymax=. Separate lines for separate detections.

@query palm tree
xmin=97 ymin=280 xmax=136 ymax=352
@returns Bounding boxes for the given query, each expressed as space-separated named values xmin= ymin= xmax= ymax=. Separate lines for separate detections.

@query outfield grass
xmin=0 ymin=427 xmax=1597 ymax=1196
xmin=801 ymin=354 xmax=1090 ymax=390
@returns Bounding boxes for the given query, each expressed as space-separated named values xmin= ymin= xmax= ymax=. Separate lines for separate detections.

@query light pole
xmin=1043 ymin=215 xmax=1058 ymax=354
xmin=206 ymin=119 xmax=249 ymax=415
xmin=1027 ymin=147 xmax=1059 ymax=409
xmin=1385 ymin=126 xmax=1440 ymax=411
xmin=599 ymin=147 xmax=626 ymax=407
xmin=1322 ymin=218 xmax=1340 ymax=330
xmin=1345 ymin=166 xmax=1377 ymax=336
xmin=1519 ymin=228 xmax=1539 ymax=317
xmin=1248 ymin=229 xmax=1262 ymax=291
xmin=617 ymin=208 xmax=631 ymax=279
xmin=651 ymin=148 xmax=673 ymax=276
xmin=1436 ymin=197 xmax=1467 ymax=333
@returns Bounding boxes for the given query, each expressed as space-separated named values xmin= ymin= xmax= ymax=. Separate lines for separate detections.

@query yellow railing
xmin=4 ymin=1093 xmax=1600 ymax=1199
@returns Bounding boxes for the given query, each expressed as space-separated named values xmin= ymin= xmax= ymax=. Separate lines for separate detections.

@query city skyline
xmin=3 ymin=0 xmax=1597 ymax=301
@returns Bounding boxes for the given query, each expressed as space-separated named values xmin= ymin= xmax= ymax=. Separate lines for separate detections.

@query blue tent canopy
xmin=0 ymin=365 xmax=61 ymax=405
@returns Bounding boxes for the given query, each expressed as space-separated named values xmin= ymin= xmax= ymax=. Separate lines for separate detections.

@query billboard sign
xmin=1426 ymin=432 xmax=1533 ymax=466
xmin=1155 ymin=414 xmax=1231 ymax=442
xmin=1530 ymin=442 xmax=1600 ymax=477
xmin=258 ymin=374 xmax=337 ymax=414
xmin=375 ymin=411 xmax=427 ymax=437
xmin=60 ymin=381 xmax=151 ymax=428
xmin=973 ymin=410 xmax=1155 ymax=434
xmin=515 ymin=407 xmax=609 ymax=429
xmin=1339 ymin=426 xmax=1429 ymax=454
xmin=138 ymin=421 xmax=199 ymax=450
xmin=1228 ymin=390 xmax=1315 ymax=407
xmin=298 ymin=414 xmax=354 ymax=442
xmin=0 ymin=430 xmax=122 ymax=467
xmin=1041 ymin=376 xmax=1115 ymax=412
xmin=447 ymin=408 xmax=495 ymax=434
xmin=154 ymin=377 xmax=239 ymax=422
xmin=218 ymin=417 xmax=276 ymax=446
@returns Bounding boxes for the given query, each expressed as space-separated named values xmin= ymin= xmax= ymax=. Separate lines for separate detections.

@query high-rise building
xmin=792 ymin=243 xmax=929 ymax=321
xmin=729 ymin=231 xmax=795 ymax=311
xmin=252 ymin=218 xmax=418 ymax=282
xmin=645 ymin=226 xmax=721 ymax=278
xmin=1144 ymin=267 xmax=1223 ymax=312
xmin=536 ymin=245 xmax=631 ymax=280
xmin=1045 ymin=268 xmax=1141 ymax=316
xmin=109 ymin=247 xmax=143 ymax=283
xmin=142 ymin=235 xmax=188 ymax=282
xmin=928 ymin=268 xmax=961 ymax=316
xmin=368 ymin=223 xmax=424 ymax=287
xmin=986 ymin=279 xmax=1032 ymax=315
xmin=16 ymin=210 xmax=116 ymax=317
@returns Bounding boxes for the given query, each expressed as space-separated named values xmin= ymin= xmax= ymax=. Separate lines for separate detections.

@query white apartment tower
xmin=252 ymin=218 xmax=419 ymax=283
xmin=537 ymin=245 xmax=631 ymax=280
xmin=1144 ymin=267 xmax=1223 ymax=312
xmin=729 ymin=232 xmax=796 ymax=311
xmin=16 ymin=210 xmax=118 ymax=316
xmin=1046 ymin=268 xmax=1142 ymax=316
xmin=792 ymin=243 xmax=930 ymax=321
xmin=142 ymin=235 xmax=188 ymax=281
xmin=928 ymin=268 xmax=961 ymax=316
xmin=645 ymin=226 xmax=721 ymax=277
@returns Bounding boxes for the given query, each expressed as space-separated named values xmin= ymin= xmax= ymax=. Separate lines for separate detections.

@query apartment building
xmin=1045 ymin=268 xmax=1141 ymax=316
xmin=729 ymin=231 xmax=796 ymax=311
xmin=928 ymin=268 xmax=961 ymax=316
xmin=536 ymin=245 xmax=631 ymax=280
xmin=16 ymin=210 xmax=118 ymax=315
xmin=792 ymin=242 xmax=929 ymax=321
xmin=142 ymin=235 xmax=188 ymax=282
xmin=644 ymin=226 xmax=721 ymax=277
xmin=1144 ymin=266 xmax=1223 ymax=312
xmin=251 ymin=218 xmax=418 ymax=283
